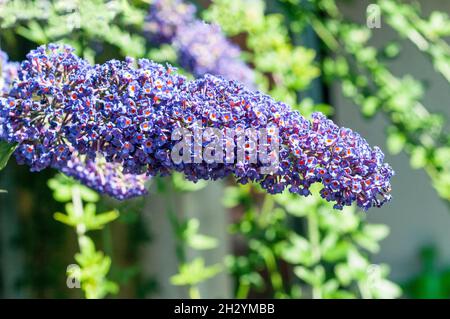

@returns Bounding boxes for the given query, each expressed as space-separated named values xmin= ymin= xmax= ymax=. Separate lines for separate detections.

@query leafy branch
xmin=48 ymin=174 xmax=119 ymax=299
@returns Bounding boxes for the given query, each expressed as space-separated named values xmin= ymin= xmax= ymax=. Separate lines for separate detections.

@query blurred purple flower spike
xmin=145 ymin=0 xmax=255 ymax=87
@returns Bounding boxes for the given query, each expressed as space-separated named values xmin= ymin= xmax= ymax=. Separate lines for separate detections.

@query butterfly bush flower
xmin=145 ymin=0 xmax=254 ymax=87
xmin=61 ymin=154 xmax=148 ymax=200
xmin=0 ymin=44 xmax=393 ymax=209
xmin=0 ymin=45 xmax=148 ymax=199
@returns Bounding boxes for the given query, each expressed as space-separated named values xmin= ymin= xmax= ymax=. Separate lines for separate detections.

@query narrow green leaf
xmin=188 ymin=234 xmax=218 ymax=250
xmin=386 ymin=130 xmax=406 ymax=155
xmin=410 ymin=147 xmax=428 ymax=169
xmin=0 ymin=141 xmax=18 ymax=171
xmin=53 ymin=212 xmax=77 ymax=227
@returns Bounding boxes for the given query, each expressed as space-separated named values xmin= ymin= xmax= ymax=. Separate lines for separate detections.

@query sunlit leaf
xmin=0 ymin=141 xmax=17 ymax=171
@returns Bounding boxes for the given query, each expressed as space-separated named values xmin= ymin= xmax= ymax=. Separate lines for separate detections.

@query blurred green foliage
xmin=171 ymin=258 xmax=222 ymax=298
xmin=48 ymin=174 xmax=119 ymax=298
xmin=221 ymin=183 xmax=400 ymax=298
xmin=403 ymin=246 xmax=450 ymax=299
xmin=0 ymin=141 xmax=17 ymax=171
xmin=204 ymin=0 xmax=320 ymax=106
xmin=0 ymin=0 xmax=148 ymax=61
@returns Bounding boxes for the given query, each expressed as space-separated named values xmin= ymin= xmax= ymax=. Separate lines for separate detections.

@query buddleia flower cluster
xmin=145 ymin=0 xmax=254 ymax=87
xmin=0 ymin=45 xmax=148 ymax=199
xmin=0 ymin=50 xmax=19 ymax=94
xmin=60 ymin=154 xmax=148 ymax=200
xmin=0 ymin=44 xmax=393 ymax=210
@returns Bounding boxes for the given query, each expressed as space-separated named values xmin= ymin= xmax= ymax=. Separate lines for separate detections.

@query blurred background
xmin=0 ymin=0 xmax=449 ymax=299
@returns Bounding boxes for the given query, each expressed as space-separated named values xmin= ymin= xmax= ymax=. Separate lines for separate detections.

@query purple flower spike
xmin=61 ymin=154 xmax=148 ymax=200
xmin=145 ymin=0 xmax=196 ymax=42
xmin=0 ymin=50 xmax=19 ymax=94
xmin=145 ymin=0 xmax=255 ymax=87
xmin=0 ymin=45 xmax=149 ymax=199
xmin=1 ymin=44 xmax=394 ymax=210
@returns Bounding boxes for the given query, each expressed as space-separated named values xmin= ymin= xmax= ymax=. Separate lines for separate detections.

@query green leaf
xmin=352 ymin=224 xmax=389 ymax=253
xmin=322 ymin=279 xmax=339 ymax=297
xmin=362 ymin=96 xmax=379 ymax=118
xmin=347 ymin=249 xmax=369 ymax=278
xmin=48 ymin=174 xmax=76 ymax=202
xmin=187 ymin=234 xmax=218 ymax=250
xmin=184 ymin=218 xmax=200 ymax=237
xmin=356 ymin=47 xmax=377 ymax=63
xmin=79 ymin=186 xmax=100 ymax=203
xmin=53 ymin=212 xmax=77 ymax=227
xmin=384 ymin=42 xmax=400 ymax=58
xmin=323 ymin=240 xmax=352 ymax=262
xmin=319 ymin=205 xmax=360 ymax=233
xmin=283 ymin=199 xmax=310 ymax=217
xmin=353 ymin=232 xmax=380 ymax=253
xmin=433 ymin=147 xmax=450 ymax=167
xmin=281 ymin=233 xmax=314 ymax=266
xmin=0 ymin=141 xmax=18 ymax=171
xmin=16 ymin=21 xmax=48 ymax=43
xmin=320 ymin=232 xmax=338 ymax=255
xmin=410 ymin=146 xmax=428 ymax=169
xmin=363 ymin=224 xmax=390 ymax=241
xmin=335 ymin=56 xmax=349 ymax=77
xmin=328 ymin=290 xmax=356 ymax=299
xmin=335 ymin=263 xmax=353 ymax=286
xmin=386 ymin=129 xmax=406 ymax=155
xmin=172 ymin=172 xmax=208 ymax=192
xmin=181 ymin=218 xmax=218 ymax=250
xmin=72 ymin=234 xmax=118 ymax=298
xmin=49 ymin=185 xmax=73 ymax=202
xmin=86 ymin=209 xmax=120 ymax=230
xmin=370 ymin=278 xmax=402 ymax=299
xmin=294 ymin=265 xmax=325 ymax=286
xmin=428 ymin=11 xmax=450 ymax=36
xmin=222 ymin=186 xmax=243 ymax=208
xmin=170 ymin=258 xmax=222 ymax=286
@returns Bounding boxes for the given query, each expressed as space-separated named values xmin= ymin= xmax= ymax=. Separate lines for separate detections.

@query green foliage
xmin=183 ymin=218 xmax=218 ymax=250
xmin=403 ymin=246 xmax=450 ymax=299
xmin=171 ymin=258 xmax=222 ymax=299
xmin=379 ymin=0 xmax=450 ymax=82
xmin=0 ymin=141 xmax=17 ymax=171
xmin=222 ymin=184 xmax=401 ymax=299
xmin=0 ymin=0 xmax=148 ymax=61
xmin=171 ymin=258 xmax=222 ymax=287
xmin=53 ymin=203 xmax=119 ymax=231
xmin=203 ymin=0 xmax=320 ymax=105
xmin=172 ymin=172 xmax=208 ymax=192
xmin=161 ymin=176 xmax=222 ymax=298
xmin=72 ymin=235 xmax=119 ymax=299
xmin=48 ymin=173 xmax=119 ymax=299
xmin=48 ymin=174 xmax=99 ymax=203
